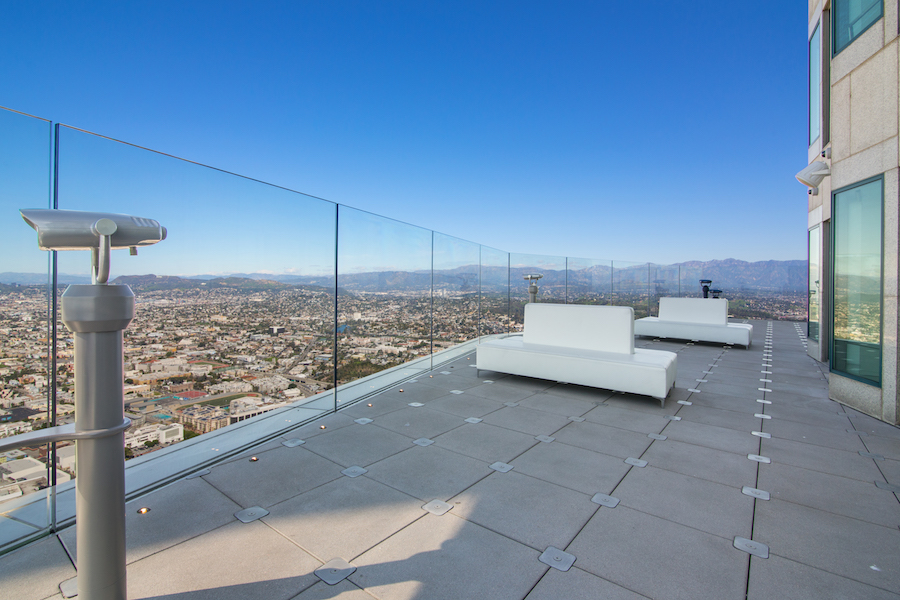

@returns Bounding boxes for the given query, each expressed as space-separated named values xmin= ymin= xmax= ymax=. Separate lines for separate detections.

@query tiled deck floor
xmin=2 ymin=320 xmax=900 ymax=599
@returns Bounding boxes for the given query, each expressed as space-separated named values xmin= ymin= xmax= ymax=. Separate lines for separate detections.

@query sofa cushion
xmin=523 ymin=303 xmax=634 ymax=354
xmin=658 ymin=298 xmax=727 ymax=325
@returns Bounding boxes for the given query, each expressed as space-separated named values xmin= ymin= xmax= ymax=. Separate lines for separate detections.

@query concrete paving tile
xmin=759 ymin=436 xmax=884 ymax=482
xmin=449 ymin=470 xmax=596 ymax=550
xmin=524 ymin=566 xmax=648 ymax=600
xmin=0 ymin=536 xmax=74 ymax=600
xmin=511 ymin=441 xmax=631 ymax=495
xmin=554 ymin=421 xmax=653 ymax=459
xmin=641 ymin=439 xmax=759 ymax=488
xmin=845 ymin=411 xmax=900 ymax=439
xmin=489 ymin=374 xmax=557 ymax=394
xmin=676 ymin=403 xmax=762 ymax=432
xmin=481 ymin=405 xmax=572 ymax=436
xmin=767 ymin=381 xmax=830 ymax=398
xmin=341 ymin=395 xmax=411 ymax=419
xmin=293 ymin=411 xmax=357 ymax=440
xmin=765 ymin=420 xmax=867 ymax=452
xmin=696 ymin=381 xmax=764 ymax=398
xmin=662 ymin=419 xmax=761 ymax=455
xmin=127 ymin=520 xmax=320 ymax=600
xmin=687 ymin=391 xmax=760 ymax=414
xmin=760 ymin=462 xmax=900 ymax=527
xmin=747 ymin=554 xmax=900 ymax=600
xmin=374 ymin=382 xmax=457 ymax=404
xmin=290 ymin=579 xmax=373 ymax=600
xmin=266 ymin=475 xmax=425 ymax=561
xmin=762 ymin=403 xmax=852 ymax=429
xmin=301 ymin=423 xmax=415 ymax=468
xmin=517 ymin=391 xmax=600 ymax=416
xmin=603 ymin=392 xmax=681 ymax=414
xmin=466 ymin=381 xmax=540 ymax=402
xmin=365 ymin=444 xmax=491 ymax=502
xmin=61 ymin=476 xmax=241 ymax=565
xmin=425 ymin=392 xmax=505 ymax=418
xmin=753 ymin=499 xmax=900 ymax=591
xmin=368 ymin=406 xmax=465 ymax=440
xmin=863 ymin=435 xmax=900 ymax=460
xmin=880 ymin=457 xmax=900 ymax=486
xmin=433 ymin=422 xmax=538 ymax=463
xmin=582 ymin=404 xmax=670 ymax=434
xmin=349 ymin=514 xmax=545 ymax=600
xmin=568 ymin=506 xmax=748 ymax=600
xmin=415 ymin=372 xmax=483 ymax=392
xmin=203 ymin=446 xmax=343 ymax=508
xmin=615 ymin=466 xmax=755 ymax=539
xmin=540 ymin=383 xmax=616 ymax=403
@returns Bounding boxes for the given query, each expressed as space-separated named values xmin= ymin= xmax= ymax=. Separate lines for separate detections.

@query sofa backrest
xmin=523 ymin=303 xmax=635 ymax=354
xmin=658 ymin=297 xmax=728 ymax=325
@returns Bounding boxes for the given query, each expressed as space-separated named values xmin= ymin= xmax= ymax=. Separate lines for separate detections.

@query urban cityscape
xmin=0 ymin=265 xmax=807 ymax=505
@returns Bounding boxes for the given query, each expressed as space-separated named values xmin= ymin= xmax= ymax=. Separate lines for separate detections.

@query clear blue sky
xmin=1 ymin=1 xmax=808 ymax=276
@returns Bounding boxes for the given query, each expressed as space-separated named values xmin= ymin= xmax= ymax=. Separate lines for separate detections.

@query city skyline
xmin=1 ymin=2 xmax=807 ymax=272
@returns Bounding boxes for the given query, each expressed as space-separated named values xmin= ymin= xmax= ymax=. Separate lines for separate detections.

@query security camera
xmin=795 ymin=161 xmax=831 ymax=194
xmin=20 ymin=209 xmax=167 ymax=251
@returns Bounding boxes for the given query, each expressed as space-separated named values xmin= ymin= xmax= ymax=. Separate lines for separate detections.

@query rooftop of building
xmin=1 ymin=320 xmax=899 ymax=599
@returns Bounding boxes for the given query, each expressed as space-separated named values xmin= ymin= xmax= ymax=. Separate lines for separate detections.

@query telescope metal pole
xmin=62 ymin=284 xmax=134 ymax=600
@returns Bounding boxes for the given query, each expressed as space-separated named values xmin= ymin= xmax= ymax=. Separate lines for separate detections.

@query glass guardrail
xmin=0 ymin=106 xmax=808 ymax=553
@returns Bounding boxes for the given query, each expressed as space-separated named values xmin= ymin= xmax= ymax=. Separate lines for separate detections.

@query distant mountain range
xmin=0 ymin=258 xmax=807 ymax=293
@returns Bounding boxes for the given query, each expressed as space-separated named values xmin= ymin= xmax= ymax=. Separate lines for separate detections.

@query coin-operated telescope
xmin=523 ymin=273 xmax=543 ymax=303
xmin=1 ymin=209 xmax=167 ymax=600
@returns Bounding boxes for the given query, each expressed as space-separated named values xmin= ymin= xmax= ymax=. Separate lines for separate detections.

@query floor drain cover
xmin=235 ymin=506 xmax=269 ymax=523
xmin=315 ymin=558 xmax=357 ymax=585
xmin=490 ymin=461 xmax=514 ymax=473
xmin=591 ymin=493 xmax=620 ymax=508
xmin=423 ymin=500 xmax=453 ymax=515
xmin=354 ymin=418 xmax=373 ymax=425
xmin=539 ymin=546 xmax=576 ymax=571
xmin=535 ymin=435 xmax=555 ymax=443
xmin=282 ymin=439 xmax=305 ymax=448
xmin=342 ymin=466 xmax=368 ymax=477
xmin=625 ymin=457 xmax=648 ymax=467
xmin=413 ymin=438 xmax=434 ymax=446
xmin=465 ymin=417 xmax=483 ymax=424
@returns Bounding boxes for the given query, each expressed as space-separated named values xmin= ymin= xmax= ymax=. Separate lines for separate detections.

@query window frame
xmin=832 ymin=0 xmax=883 ymax=56
xmin=829 ymin=174 xmax=884 ymax=387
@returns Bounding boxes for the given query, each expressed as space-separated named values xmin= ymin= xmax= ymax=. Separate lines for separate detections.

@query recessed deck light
xmin=320 ymin=425 xmax=326 ymax=429
xmin=399 ymin=389 xmax=404 ymax=393
xmin=249 ymin=456 xmax=259 ymax=462
xmin=367 ymin=403 xmax=373 ymax=407
xmin=137 ymin=507 xmax=150 ymax=515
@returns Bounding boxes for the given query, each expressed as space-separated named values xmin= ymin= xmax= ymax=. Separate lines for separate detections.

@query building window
xmin=808 ymin=226 xmax=820 ymax=341
xmin=833 ymin=0 xmax=883 ymax=55
xmin=831 ymin=176 xmax=882 ymax=386
xmin=809 ymin=23 xmax=821 ymax=145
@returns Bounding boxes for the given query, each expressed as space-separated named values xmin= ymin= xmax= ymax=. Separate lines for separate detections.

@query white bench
xmin=477 ymin=304 xmax=677 ymax=405
xmin=634 ymin=297 xmax=753 ymax=347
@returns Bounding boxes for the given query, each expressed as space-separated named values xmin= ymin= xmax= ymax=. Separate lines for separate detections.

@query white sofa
xmin=634 ymin=297 xmax=753 ymax=347
xmin=477 ymin=304 xmax=677 ymax=405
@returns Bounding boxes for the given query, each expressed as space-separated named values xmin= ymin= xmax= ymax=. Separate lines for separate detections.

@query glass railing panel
xmin=335 ymin=206 xmax=433 ymax=406
xmin=648 ymin=264 xmax=682 ymax=316
xmin=432 ymin=232 xmax=479 ymax=362
xmin=46 ymin=125 xmax=337 ymax=492
xmin=508 ymin=253 xmax=566 ymax=330
xmin=479 ymin=246 xmax=511 ymax=338
xmin=566 ymin=257 xmax=613 ymax=305
xmin=612 ymin=260 xmax=650 ymax=318
xmin=0 ymin=108 xmax=54 ymax=549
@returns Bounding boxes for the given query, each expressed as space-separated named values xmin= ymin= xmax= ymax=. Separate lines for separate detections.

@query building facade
xmin=804 ymin=0 xmax=899 ymax=424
